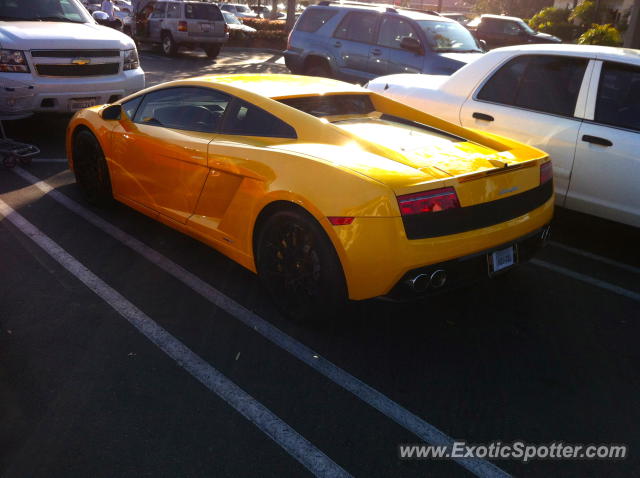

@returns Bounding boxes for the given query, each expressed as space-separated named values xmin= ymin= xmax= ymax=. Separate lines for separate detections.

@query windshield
xmin=223 ymin=11 xmax=241 ymax=24
xmin=517 ymin=20 xmax=535 ymax=34
xmin=235 ymin=5 xmax=251 ymax=13
xmin=0 ymin=0 xmax=92 ymax=23
xmin=417 ymin=20 xmax=481 ymax=52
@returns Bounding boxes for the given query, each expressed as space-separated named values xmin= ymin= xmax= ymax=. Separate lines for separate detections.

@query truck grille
xmin=31 ymin=50 xmax=120 ymax=58
xmin=35 ymin=63 xmax=120 ymax=77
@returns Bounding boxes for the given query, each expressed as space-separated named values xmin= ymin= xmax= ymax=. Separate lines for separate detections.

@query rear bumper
xmin=385 ymin=224 xmax=550 ymax=300
xmin=283 ymin=50 xmax=303 ymax=73
xmin=333 ymin=195 xmax=554 ymax=300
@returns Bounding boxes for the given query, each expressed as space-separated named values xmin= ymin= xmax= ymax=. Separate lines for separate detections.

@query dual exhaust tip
xmin=407 ymin=269 xmax=447 ymax=293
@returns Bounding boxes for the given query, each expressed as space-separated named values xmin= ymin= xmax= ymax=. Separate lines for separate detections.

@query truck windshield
xmin=416 ymin=20 xmax=481 ymax=52
xmin=0 ymin=0 xmax=92 ymax=23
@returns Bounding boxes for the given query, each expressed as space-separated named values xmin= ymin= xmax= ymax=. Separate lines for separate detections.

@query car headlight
xmin=0 ymin=50 xmax=30 ymax=73
xmin=123 ymin=49 xmax=139 ymax=71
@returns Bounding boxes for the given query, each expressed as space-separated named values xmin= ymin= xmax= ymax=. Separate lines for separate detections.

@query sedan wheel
xmin=73 ymin=130 xmax=113 ymax=207
xmin=256 ymin=208 xmax=347 ymax=321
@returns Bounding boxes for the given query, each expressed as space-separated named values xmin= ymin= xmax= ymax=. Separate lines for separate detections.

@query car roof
xmin=480 ymin=14 xmax=523 ymax=22
xmin=183 ymin=74 xmax=368 ymax=99
xmin=494 ymin=44 xmax=640 ymax=63
xmin=308 ymin=3 xmax=447 ymax=22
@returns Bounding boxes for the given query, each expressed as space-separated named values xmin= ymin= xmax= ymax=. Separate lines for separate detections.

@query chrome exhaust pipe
xmin=407 ymin=269 xmax=447 ymax=293
xmin=429 ymin=269 xmax=447 ymax=289
xmin=407 ymin=273 xmax=430 ymax=293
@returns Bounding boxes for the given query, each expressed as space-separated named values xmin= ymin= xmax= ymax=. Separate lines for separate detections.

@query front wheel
xmin=161 ymin=32 xmax=178 ymax=57
xmin=255 ymin=208 xmax=347 ymax=321
xmin=73 ymin=130 xmax=113 ymax=207
xmin=204 ymin=44 xmax=221 ymax=59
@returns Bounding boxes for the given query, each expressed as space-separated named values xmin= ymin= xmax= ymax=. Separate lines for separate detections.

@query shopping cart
xmin=0 ymin=79 xmax=40 ymax=169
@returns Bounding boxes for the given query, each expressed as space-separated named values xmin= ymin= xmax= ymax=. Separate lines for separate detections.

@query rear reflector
xmin=397 ymin=187 xmax=460 ymax=216
xmin=540 ymin=161 xmax=553 ymax=185
xmin=178 ymin=21 xmax=188 ymax=32
xmin=328 ymin=216 xmax=354 ymax=226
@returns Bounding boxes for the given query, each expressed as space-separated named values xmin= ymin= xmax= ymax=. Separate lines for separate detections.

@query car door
xmin=373 ymin=15 xmax=424 ymax=76
xmin=567 ymin=60 xmax=640 ymax=226
xmin=109 ymin=86 xmax=231 ymax=224
xmin=459 ymin=54 xmax=591 ymax=204
xmin=147 ymin=2 xmax=167 ymax=42
xmin=332 ymin=11 xmax=380 ymax=83
xmin=187 ymin=97 xmax=298 ymax=248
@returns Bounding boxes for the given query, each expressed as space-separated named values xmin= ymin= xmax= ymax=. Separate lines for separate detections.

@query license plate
xmin=201 ymin=23 xmax=211 ymax=32
xmin=70 ymin=98 xmax=96 ymax=110
xmin=490 ymin=246 xmax=515 ymax=273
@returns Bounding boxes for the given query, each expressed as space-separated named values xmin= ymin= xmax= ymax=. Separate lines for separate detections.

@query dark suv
xmin=467 ymin=14 xmax=561 ymax=50
xmin=284 ymin=2 xmax=483 ymax=83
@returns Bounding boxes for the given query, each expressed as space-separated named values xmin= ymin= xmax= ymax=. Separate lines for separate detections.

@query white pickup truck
xmin=0 ymin=0 xmax=144 ymax=114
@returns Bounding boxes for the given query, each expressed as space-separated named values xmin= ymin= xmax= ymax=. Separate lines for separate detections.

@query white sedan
xmin=367 ymin=44 xmax=640 ymax=227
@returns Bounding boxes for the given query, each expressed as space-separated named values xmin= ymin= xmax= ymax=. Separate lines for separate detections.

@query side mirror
xmin=399 ymin=36 xmax=423 ymax=54
xmin=101 ymin=104 xmax=122 ymax=120
xmin=478 ymin=39 xmax=487 ymax=51
xmin=92 ymin=10 xmax=109 ymax=24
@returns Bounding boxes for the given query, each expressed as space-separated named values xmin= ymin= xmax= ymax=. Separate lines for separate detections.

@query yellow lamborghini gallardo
xmin=66 ymin=74 xmax=553 ymax=318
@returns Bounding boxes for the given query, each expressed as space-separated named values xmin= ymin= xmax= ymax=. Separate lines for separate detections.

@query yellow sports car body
xmin=66 ymin=74 xmax=553 ymax=318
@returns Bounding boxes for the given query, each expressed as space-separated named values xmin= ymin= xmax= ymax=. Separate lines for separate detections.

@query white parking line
xmin=548 ymin=240 xmax=640 ymax=275
xmin=0 ymin=198 xmax=351 ymax=478
xmin=531 ymin=259 xmax=640 ymax=302
xmin=13 ymin=167 xmax=510 ymax=478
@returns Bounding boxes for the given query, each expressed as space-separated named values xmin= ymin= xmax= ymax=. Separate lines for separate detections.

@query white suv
xmin=0 ymin=0 xmax=144 ymax=114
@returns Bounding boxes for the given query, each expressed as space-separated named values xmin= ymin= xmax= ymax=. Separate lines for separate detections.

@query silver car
xmin=136 ymin=0 xmax=228 ymax=58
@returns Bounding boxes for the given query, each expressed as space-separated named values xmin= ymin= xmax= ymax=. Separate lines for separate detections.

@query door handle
xmin=472 ymin=112 xmax=494 ymax=122
xmin=582 ymin=135 xmax=612 ymax=147
xmin=333 ymin=41 xmax=341 ymax=48
xmin=371 ymin=48 xmax=382 ymax=56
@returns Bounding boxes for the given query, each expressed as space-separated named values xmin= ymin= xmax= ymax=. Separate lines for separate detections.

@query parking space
xmin=1 ymin=49 xmax=639 ymax=478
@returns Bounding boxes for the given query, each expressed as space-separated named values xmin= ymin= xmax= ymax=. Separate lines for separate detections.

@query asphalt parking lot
xmin=1 ymin=48 xmax=639 ymax=478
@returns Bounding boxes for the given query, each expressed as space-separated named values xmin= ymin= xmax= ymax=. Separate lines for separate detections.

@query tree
xmin=578 ymin=23 xmax=623 ymax=45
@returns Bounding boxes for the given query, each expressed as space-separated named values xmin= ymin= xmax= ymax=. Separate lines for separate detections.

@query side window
xmin=377 ymin=16 xmax=419 ymax=49
xmin=133 ymin=87 xmax=230 ymax=133
xmin=220 ymin=99 xmax=297 ymax=138
xmin=166 ymin=3 xmax=181 ymax=19
xmin=479 ymin=18 xmax=497 ymax=33
xmin=334 ymin=12 xmax=378 ymax=43
xmin=477 ymin=55 xmax=588 ymax=117
xmin=122 ymin=96 xmax=143 ymax=120
xmin=150 ymin=3 xmax=166 ymax=18
xmin=502 ymin=21 xmax=521 ymax=35
xmin=296 ymin=9 xmax=337 ymax=33
xmin=595 ymin=62 xmax=640 ymax=132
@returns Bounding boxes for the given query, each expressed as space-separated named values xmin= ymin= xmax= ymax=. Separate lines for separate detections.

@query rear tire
xmin=73 ymin=130 xmax=113 ymax=207
xmin=204 ymin=44 xmax=221 ymax=59
xmin=161 ymin=32 xmax=178 ymax=57
xmin=255 ymin=207 xmax=347 ymax=322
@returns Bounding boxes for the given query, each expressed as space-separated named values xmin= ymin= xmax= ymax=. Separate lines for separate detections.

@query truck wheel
xmin=161 ymin=32 xmax=177 ymax=57
xmin=204 ymin=44 xmax=221 ymax=59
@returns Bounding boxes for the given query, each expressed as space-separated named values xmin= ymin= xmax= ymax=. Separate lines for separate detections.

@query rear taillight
xmin=178 ymin=21 xmax=188 ymax=32
xmin=286 ymin=31 xmax=292 ymax=50
xmin=540 ymin=161 xmax=553 ymax=185
xmin=397 ymin=187 xmax=460 ymax=216
xmin=224 ymin=23 xmax=229 ymax=34
xmin=328 ymin=216 xmax=354 ymax=226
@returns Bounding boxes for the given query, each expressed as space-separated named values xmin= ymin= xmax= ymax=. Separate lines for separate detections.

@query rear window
xmin=295 ymin=8 xmax=337 ymax=32
xmin=278 ymin=94 xmax=375 ymax=117
xmin=185 ymin=3 xmax=223 ymax=21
